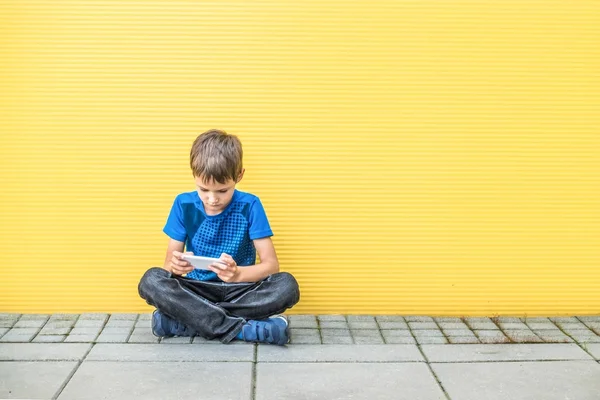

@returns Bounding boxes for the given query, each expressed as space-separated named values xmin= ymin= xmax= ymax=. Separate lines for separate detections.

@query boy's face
xmin=194 ymin=173 xmax=242 ymax=215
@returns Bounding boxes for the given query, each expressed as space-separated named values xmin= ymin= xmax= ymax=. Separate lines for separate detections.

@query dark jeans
xmin=138 ymin=267 xmax=300 ymax=343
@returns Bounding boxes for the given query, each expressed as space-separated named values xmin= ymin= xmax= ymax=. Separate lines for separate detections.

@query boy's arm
xmin=235 ymin=237 xmax=279 ymax=282
xmin=163 ymin=238 xmax=185 ymax=272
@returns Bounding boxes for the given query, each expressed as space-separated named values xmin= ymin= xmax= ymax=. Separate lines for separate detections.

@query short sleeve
xmin=248 ymin=198 xmax=273 ymax=240
xmin=163 ymin=195 xmax=187 ymax=242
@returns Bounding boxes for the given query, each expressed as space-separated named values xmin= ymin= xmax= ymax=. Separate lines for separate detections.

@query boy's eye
xmin=219 ymin=190 xmax=228 ymax=193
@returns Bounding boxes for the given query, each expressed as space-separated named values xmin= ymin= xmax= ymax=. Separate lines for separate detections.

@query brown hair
xmin=189 ymin=129 xmax=244 ymax=183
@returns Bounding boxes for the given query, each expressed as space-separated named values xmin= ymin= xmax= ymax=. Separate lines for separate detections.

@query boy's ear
xmin=236 ymin=168 xmax=245 ymax=183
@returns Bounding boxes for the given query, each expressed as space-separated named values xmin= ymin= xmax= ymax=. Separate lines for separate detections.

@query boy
xmin=138 ymin=129 xmax=300 ymax=345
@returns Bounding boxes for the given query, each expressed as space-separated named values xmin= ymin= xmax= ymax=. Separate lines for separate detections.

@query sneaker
xmin=151 ymin=310 xmax=196 ymax=338
xmin=240 ymin=315 xmax=289 ymax=345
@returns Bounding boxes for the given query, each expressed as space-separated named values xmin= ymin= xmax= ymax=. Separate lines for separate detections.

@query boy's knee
xmin=138 ymin=267 xmax=169 ymax=299
xmin=273 ymin=271 xmax=300 ymax=305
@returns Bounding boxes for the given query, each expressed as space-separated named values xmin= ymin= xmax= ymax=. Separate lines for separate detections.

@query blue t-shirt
xmin=163 ymin=189 xmax=273 ymax=281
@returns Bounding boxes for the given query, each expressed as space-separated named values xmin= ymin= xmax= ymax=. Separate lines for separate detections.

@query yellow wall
xmin=1 ymin=1 xmax=599 ymax=315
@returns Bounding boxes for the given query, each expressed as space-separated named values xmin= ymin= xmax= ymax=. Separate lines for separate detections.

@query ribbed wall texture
xmin=1 ymin=1 xmax=599 ymax=315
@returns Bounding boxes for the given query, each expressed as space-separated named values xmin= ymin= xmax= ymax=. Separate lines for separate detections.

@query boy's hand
xmin=209 ymin=253 xmax=240 ymax=283
xmin=170 ymin=251 xmax=194 ymax=276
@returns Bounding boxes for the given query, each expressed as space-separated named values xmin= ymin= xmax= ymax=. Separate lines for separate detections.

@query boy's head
xmin=190 ymin=129 xmax=245 ymax=214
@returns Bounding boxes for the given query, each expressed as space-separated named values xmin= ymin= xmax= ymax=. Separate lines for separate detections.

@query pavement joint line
xmin=413 ymin=338 xmax=452 ymax=400
xmin=51 ymin=342 xmax=95 ymax=400
xmin=344 ymin=315 xmax=357 ymax=344
xmin=490 ymin=316 xmax=514 ymax=344
xmin=556 ymin=320 xmax=596 ymax=360
xmin=124 ymin=314 xmax=140 ymax=343
xmin=251 ymin=344 xmax=258 ymax=400
xmin=316 ymin=316 xmax=324 ymax=344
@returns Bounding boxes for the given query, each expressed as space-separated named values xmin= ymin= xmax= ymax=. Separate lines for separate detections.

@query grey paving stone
xmin=378 ymin=321 xmax=409 ymax=329
xmin=289 ymin=315 xmax=318 ymax=328
xmin=412 ymin=330 xmax=444 ymax=338
xmin=569 ymin=331 xmax=600 ymax=343
xmin=375 ymin=315 xmax=405 ymax=322
xmin=290 ymin=332 xmax=321 ymax=344
xmin=434 ymin=317 xmax=463 ymax=323
xmin=0 ymin=313 xmax=20 ymax=320
xmin=348 ymin=321 xmax=378 ymax=329
xmin=78 ymin=313 xmax=109 ymax=321
xmin=534 ymin=330 xmax=574 ymax=343
xmin=404 ymin=316 xmax=434 ymax=322
xmin=322 ymin=335 xmax=353 ymax=344
xmin=438 ymin=322 xmax=470 ymax=330
xmin=38 ymin=326 xmax=71 ymax=336
xmin=498 ymin=322 xmax=529 ymax=330
xmin=96 ymin=333 xmax=131 ymax=343
xmin=107 ymin=313 xmax=138 ymax=320
xmin=354 ymin=335 xmax=385 ymax=344
xmin=32 ymin=335 xmax=66 ymax=343
xmin=527 ymin=322 xmax=560 ymax=330
xmin=74 ymin=320 xmax=106 ymax=328
xmin=138 ymin=313 xmax=152 ymax=321
xmin=105 ymin=319 xmax=136 ymax=328
xmin=442 ymin=329 xmax=476 ymax=337
xmin=69 ymin=327 xmax=103 ymax=335
xmin=48 ymin=314 xmax=78 ymax=321
xmin=191 ymin=336 xmax=222 ymax=344
xmin=320 ymin=329 xmax=351 ymax=337
xmin=350 ymin=329 xmax=382 ymax=338
xmin=381 ymin=329 xmax=413 ymax=338
xmin=448 ymin=336 xmax=480 ymax=344
xmin=319 ymin=321 xmax=349 ymax=329
xmin=557 ymin=322 xmax=589 ymax=331
xmin=317 ymin=315 xmax=346 ymax=322
xmin=13 ymin=319 xmax=47 ymax=328
xmin=433 ymin=361 xmax=600 ymax=400
xmin=18 ymin=314 xmax=50 ymax=320
xmin=0 ymin=361 xmax=78 ymax=399
xmin=0 ymin=319 xmax=17 ymax=328
xmin=59 ymin=361 xmax=252 ymax=400
xmin=0 ymin=327 xmax=8 ymax=338
xmin=256 ymin=363 xmax=445 ymax=400
xmin=523 ymin=317 xmax=551 ymax=322
xmin=64 ymin=334 xmax=98 ymax=343
xmin=346 ymin=315 xmax=376 ymax=322
xmin=496 ymin=317 xmax=522 ymax=323
xmin=422 ymin=344 xmax=594 ymax=362
xmin=578 ymin=316 xmax=600 ymax=323
xmin=588 ymin=344 xmax=600 ymax=359
xmin=464 ymin=317 xmax=495 ymax=323
xmin=45 ymin=320 xmax=76 ymax=329
xmin=581 ymin=321 xmax=600 ymax=330
xmin=504 ymin=330 xmax=543 ymax=343
xmin=0 ymin=328 xmax=39 ymax=342
xmin=0 ymin=343 xmax=91 ymax=361
xmin=87 ymin=343 xmax=254 ymax=362
xmin=466 ymin=321 xmax=499 ymax=330
xmin=474 ymin=330 xmax=510 ymax=344
xmin=550 ymin=317 xmax=580 ymax=323
xmin=128 ymin=333 xmax=160 ymax=344
xmin=100 ymin=327 xmax=133 ymax=334
xmin=383 ymin=336 xmax=417 ymax=344
xmin=258 ymin=344 xmax=424 ymax=362
xmin=416 ymin=336 xmax=448 ymax=344
xmin=134 ymin=319 xmax=152 ymax=329
xmin=409 ymin=322 xmax=439 ymax=330
xmin=160 ymin=336 xmax=193 ymax=344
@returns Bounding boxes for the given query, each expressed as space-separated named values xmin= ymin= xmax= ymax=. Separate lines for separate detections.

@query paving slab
xmin=0 ymin=343 xmax=91 ymax=361
xmin=58 ymin=361 xmax=252 ymax=400
xmin=0 ymin=361 xmax=78 ymax=399
xmin=422 ymin=344 xmax=594 ymax=362
xmin=258 ymin=344 xmax=423 ymax=362
xmin=86 ymin=343 xmax=254 ymax=362
xmin=256 ymin=362 xmax=445 ymax=400
xmin=432 ymin=361 xmax=600 ymax=400
xmin=587 ymin=344 xmax=600 ymax=360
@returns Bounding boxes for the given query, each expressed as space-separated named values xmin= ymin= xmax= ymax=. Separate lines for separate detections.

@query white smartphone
xmin=181 ymin=255 xmax=222 ymax=271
